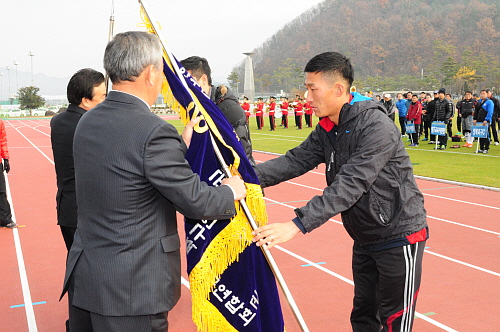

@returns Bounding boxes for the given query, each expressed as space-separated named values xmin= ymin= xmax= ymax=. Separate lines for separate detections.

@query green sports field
xmin=167 ymin=116 xmax=500 ymax=188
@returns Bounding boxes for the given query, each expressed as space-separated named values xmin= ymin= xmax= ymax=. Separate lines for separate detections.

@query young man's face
xmin=304 ymin=71 xmax=348 ymax=121
xmin=465 ymin=93 xmax=472 ymax=100
xmin=412 ymin=96 xmax=418 ymax=103
xmin=187 ymin=70 xmax=210 ymax=94
xmin=480 ymin=91 xmax=488 ymax=100
xmin=439 ymin=93 xmax=445 ymax=100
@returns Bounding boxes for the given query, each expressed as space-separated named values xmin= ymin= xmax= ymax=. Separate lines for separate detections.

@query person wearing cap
xmin=268 ymin=96 xmax=277 ymax=131
xmin=241 ymin=96 xmax=251 ymax=124
xmin=293 ymin=97 xmax=303 ymax=129
xmin=381 ymin=93 xmax=395 ymax=122
xmin=433 ymin=88 xmax=453 ymax=149
xmin=254 ymin=97 xmax=264 ymax=130
xmin=280 ymin=97 xmax=289 ymax=128
xmin=304 ymin=98 xmax=313 ymax=127
xmin=419 ymin=92 xmax=426 ymax=102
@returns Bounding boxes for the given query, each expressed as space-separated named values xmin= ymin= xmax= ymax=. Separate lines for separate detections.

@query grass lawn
xmin=166 ymin=115 xmax=500 ymax=188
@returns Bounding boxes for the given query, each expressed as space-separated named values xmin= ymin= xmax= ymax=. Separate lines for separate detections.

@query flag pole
xmin=105 ymin=0 xmax=115 ymax=93
xmin=209 ymin=134 xmax=310 ymax=332
xmin=138 ymin=1 xmax=309 ymax=331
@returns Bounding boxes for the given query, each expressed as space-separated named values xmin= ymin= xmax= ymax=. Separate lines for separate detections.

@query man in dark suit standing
xmin=51 ymin=68 xmax=106 ymax=251
xmin=62 ymin=31 xmax=246 ymax=332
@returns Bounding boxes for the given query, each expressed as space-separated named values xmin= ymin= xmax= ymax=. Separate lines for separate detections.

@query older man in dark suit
xmin=61 ymin=31 xmax=246 ymax=332
xmin=51 ymin=68 xmax=106 ymax=251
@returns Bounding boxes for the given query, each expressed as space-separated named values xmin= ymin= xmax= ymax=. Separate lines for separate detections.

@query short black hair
xmin=304 ymin=52 xmax=354 ymax=87
xmin=180 ymin=56 xmax=212 ymax=86
xmin=67 ymin=68 xmax=105 ymax=106
xmin=465 ymin=90 xmax=472 ymax=94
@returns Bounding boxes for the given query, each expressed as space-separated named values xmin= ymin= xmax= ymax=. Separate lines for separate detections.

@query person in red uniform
xmin=280 ymin=96 xmax=289 ymax=128
xmin=241 ymin=96 xmax=251 ymax=124
xmin=294 ymin=97 xmax=304 ymax=129
xmin=254 ymin=97 xmax=264 ymax=130
xmin=268 ymin=96 xmax=276 ymax=131
xmin=0 ymin=118 xmax=15 ymax=228
xmin=304 ymin=99 xmax=313 ymax=127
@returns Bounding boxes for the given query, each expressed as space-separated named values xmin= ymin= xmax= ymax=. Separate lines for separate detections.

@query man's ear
xmin=80 ymin=97 xmax=92 ymax=110
xmin=145 ymin=64 xmax=157 ymax=86
xmin=334 ymin=82 xmax=346 ymax=97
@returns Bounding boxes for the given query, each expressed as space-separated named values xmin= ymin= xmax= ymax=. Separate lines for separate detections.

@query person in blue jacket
xmin=396 ymin=93 xmax=408 ymax=136
xmin=474 ymin=89 xmax=495 ymax=153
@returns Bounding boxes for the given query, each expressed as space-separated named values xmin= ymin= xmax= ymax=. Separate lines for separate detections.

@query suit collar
xmin=106 ymin=90 xmax=151 ymax=112
xmin=67 ymin=104 xmax=87 ymax=115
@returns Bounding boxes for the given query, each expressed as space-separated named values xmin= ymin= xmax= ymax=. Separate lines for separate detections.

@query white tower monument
xmin=243 ymin=52 xmax=255 ymax=103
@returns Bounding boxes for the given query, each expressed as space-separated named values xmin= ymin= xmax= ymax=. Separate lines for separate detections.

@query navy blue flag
xmin=139 ymin=5 xmax=284 ymax=332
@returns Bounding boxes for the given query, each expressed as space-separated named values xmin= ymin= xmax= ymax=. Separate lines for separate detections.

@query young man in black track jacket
xmin=252 ymin=52 xmax=428 ymax=332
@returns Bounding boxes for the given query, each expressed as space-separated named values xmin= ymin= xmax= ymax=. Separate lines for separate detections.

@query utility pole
xmin=6 ymin=66 xmax=11 ymax=99
xmin=0 ymin=72 xmax=3 ymax=102
xmin=13 ymin=61 xmax=19 ymax=92
xmin=28 ymin=51 xmax=35 ymax=86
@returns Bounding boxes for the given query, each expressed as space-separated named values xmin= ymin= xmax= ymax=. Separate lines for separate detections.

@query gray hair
xmin=104 ymin=31 xmax=163 ymax=83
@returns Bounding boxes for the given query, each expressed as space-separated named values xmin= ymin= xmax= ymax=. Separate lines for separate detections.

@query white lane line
xmin=427 ymin=216 xmax=500 ymax=236
xmin=181 ymin=276 xmax=190 ymax=289
xmin=423 ymin=193 xmax=500 ymax=210
xmin=284 ymin=178 xmax=500 ymax=211
xmin=8 ymin=120 xmax=51 ymax=137
xmin=6 ymin=122 xmax=54 ymax=165
xmin=275 ymin=245 xmax=459 ymax=332
xmin=264 ymin=197 xmax=342 ymax=226
xmin=263 ymin=196 xmax=500 ymax=277
xmin=5 ymin=173 xmax=38 ymax=332
xmin=425 ymin=250 xmax=500 ymax=277
xmin=255 ymin=155 xmax=500 ymax=208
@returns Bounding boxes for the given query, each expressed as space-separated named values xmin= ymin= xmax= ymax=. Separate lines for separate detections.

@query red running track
xmin=0 ymin=118 xmax=499 ymax=331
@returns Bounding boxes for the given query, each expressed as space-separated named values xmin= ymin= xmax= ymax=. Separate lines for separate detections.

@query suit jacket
xmin=50 ymin=104 xmax=86 ymax=227
xmin=62 ymin=91 xmax=236 ymax=316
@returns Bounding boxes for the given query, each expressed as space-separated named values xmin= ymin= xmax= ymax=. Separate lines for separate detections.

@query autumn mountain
xmin=230 ymin=0 xmax=500 ymax=95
